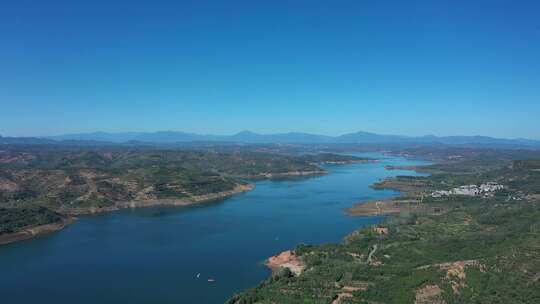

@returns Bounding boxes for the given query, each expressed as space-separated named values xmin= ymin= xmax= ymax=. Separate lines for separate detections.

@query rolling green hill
xmin=228 ymin=156 xmax=540 ymax=304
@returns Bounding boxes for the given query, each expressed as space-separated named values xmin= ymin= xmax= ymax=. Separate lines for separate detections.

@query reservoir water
xmin=0 ymin=153 xmax=429 ymax=304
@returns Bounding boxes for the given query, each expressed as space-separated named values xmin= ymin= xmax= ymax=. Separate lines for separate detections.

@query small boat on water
xmin=207 ymin=278 xmax=215 ymax=282
xmin=196 ymin=273 xmax=201 ymax=278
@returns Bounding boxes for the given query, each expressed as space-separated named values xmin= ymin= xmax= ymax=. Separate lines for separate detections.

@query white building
xmin=431 ymin=182 xmax=504 ymax=198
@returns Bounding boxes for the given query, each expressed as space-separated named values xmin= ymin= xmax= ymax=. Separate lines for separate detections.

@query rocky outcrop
xmin=415 ymin=284 xmax=446 ymax=304
xmin=266 ymin=250 xmax=305 ymax=276
xmin=418 ymin=260 xmax=486 ymax=294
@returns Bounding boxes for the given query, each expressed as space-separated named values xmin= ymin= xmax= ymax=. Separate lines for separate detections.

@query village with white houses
xmin=431 ymin=182 xmax=505 ymax=198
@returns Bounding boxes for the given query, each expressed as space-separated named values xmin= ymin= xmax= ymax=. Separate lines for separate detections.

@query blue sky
xmin=1 ymin=0 xmax=539 ymax=139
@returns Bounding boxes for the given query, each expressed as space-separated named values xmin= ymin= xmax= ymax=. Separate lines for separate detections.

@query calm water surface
xmin=0 ymin=153 xmax=429 ymax=304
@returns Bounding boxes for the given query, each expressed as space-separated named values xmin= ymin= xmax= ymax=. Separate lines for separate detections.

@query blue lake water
xmin=0 ymin=153 xmax=429 ymax=304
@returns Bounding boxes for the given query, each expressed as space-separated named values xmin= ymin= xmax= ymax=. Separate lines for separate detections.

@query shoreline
xmin=0 ymin=166 xmax=345 ymax=246
xmin=348 ymin=160 xmax=435 ymax=217
xmin=0 ymin=217 xmax=76 ymax=246
xmin=60 ymin=183 xmax=255 ymax=215
xmin=238 ymin=162 xmax=378 ymax=181
xmin=346 ymin=199 xmax=404 ymax=216
xmin=0 ymin=184 xmax=254 ymax=246
xmin=265 ymin=159 xmax=430 ymax=273
xmin=345 ymin=198 xmax=443 ymax=216
xmin=0 ymin=164 xmax=363 ymax=246
xmin=238 ymin=170 xmax=327 ymax=180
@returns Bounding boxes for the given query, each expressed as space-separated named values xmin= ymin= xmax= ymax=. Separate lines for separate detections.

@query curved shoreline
xmin=238 ymin=170 xmax=327 ymax=180
xmin=263 ymin=161 xmax=427 ymax=273
xmin=0 ymin=217 xmax=76 ymax=245
xmin=0 ymin=170 xmax=328 ymax=245
xmin=0 ymin=184 xmax=254 ymax=245
xmin=60 ymin=183 xmax=255 ymax=215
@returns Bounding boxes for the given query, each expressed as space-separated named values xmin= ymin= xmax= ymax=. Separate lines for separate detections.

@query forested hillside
xmin=228 ymin=154 xmax=540 ymax=304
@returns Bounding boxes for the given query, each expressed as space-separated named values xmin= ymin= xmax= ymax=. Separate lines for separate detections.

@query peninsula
xmin=0 ymin=146 xmax=369 ymax=244
xmin=228 ymin=148 xmax=540 ymax=304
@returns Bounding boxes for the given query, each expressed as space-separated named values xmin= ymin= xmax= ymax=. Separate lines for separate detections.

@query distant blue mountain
xmin=0 ymin=135 xmax=57 ymax=145
xmin=51 ymin=131 xmax=225 ymax=143
xmin=40 ymin=130 xmax=540 ymax=147
xmin=336 ymin=131 xmax=410 ymax=143
xmin=50 ymin=131 xmax=144 ymax=143
xmin=229 ymin=131 xmax=334 ymax=144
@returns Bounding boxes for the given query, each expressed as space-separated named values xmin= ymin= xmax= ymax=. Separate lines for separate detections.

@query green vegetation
xmin=0 ymin=146 xmax=364 ymax=236
xmin=0 ymin=207 xmax=64 ymax=234
xmin=296 ymin=153 xmax=373 ymax=165
xmin=228 ymin=154 xmax=540 ymax=304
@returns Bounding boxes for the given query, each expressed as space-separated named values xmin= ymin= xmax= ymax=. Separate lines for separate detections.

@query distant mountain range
xmin=0 ymin=131 xmax=539 ymax=147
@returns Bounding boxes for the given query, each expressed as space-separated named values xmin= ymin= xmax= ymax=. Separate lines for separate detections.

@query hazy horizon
xmin=2 ymin=129 xmax=539 ymax=142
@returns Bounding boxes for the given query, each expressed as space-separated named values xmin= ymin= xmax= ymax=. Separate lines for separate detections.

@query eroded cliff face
xmin=266 ymin=250 xmax=305 ymax=276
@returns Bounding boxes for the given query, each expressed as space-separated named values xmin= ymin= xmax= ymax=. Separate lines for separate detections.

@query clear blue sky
xmin=1 ymin=0 xmax=539 ymax=139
